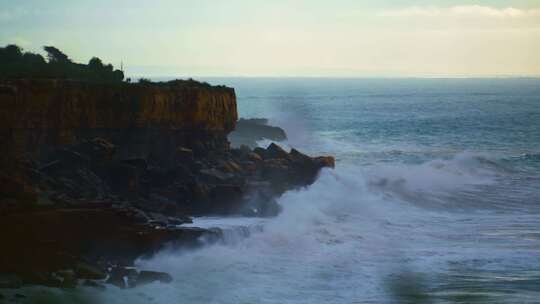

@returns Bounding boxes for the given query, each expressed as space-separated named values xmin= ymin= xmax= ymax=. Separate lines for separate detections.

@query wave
xmin=84 ymin=147 xmax=538 ymax=303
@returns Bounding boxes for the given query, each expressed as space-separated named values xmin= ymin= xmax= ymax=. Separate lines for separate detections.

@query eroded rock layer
xmin=0 ymin=79 xmax=237 ymax=165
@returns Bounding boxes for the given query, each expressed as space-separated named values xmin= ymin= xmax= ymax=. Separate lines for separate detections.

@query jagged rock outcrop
xmin=228 ymin=118 xmax=287 ymax=148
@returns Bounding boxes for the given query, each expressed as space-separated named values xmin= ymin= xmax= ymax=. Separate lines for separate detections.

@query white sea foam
xmin=90 ymin=157 xmax=521 ymax=303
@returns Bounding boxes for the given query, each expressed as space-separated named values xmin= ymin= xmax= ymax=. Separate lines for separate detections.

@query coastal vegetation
xmin=0 ymin=44 xmax=124 ymax=82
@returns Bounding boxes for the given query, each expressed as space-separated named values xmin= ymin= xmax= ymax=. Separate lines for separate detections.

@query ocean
xmin=26 ymin=78 xmax=540 ymax=303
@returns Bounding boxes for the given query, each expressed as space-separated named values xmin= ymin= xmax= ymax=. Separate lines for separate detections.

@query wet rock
xmin=220 ymin=160 xmax=242 ymax=173
xmin=289 ymin=148 xmax=312 ymax=163
xmin=73 ymin=138 xmax=116 ymax=162
xmin=228 ymin=118 xmax=287 ymax=148
xmin=75 ymin=263 xmax=107 ymax=280
xmin=247 ymin=152 xmax=263 ymax=162
xmin=83 ymin=279 xmax=106 ymax=290
xmin=315 ymin=156 xmax=335 ymax=168
xmin=239 ymin=144 xmax=251 ymax=154
xmin=106 ymin=267 xmax=138 ymax=289
xmin=265 ymin=143 xmax=290 ymax=160
xmin=0 ymin=274 xmax=22 ymax=289
xmin=135 ymin=271 xmax=173 ymax=285
xmin=122 ymin=158 xmax=148 ymax=170
xmin=167 ymin=216 xmax=192 ymax=225
xmin=57 ymin=270 xmax=77 ymax=288
xmin=253 ymin=147 xmax=267 ymax=159
xmin=199 ymin=168 xmax=232 ymax=183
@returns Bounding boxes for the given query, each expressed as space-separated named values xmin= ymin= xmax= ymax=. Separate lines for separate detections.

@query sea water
xmin=25 ymin=78 xmax=540 ymax=303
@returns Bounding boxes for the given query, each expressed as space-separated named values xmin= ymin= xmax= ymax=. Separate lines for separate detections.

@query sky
xmin=1 ymin=0 xmax=540 ymax=77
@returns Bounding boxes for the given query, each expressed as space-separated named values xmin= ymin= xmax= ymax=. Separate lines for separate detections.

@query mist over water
xmin=22 ymin=78 xmax=540 ymax=303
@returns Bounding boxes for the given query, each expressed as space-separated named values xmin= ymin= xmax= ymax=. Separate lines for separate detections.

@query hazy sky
xmin=1 ymin=0 xmax=540 ymax=77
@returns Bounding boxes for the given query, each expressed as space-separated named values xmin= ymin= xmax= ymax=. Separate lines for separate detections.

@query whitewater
xmin=24 ymin=78 xmax=540 ymax=303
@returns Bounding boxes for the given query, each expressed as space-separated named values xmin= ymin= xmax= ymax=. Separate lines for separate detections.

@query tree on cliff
xmin=0 ymin=44 xmax=123 ymax=82
xmin=43 ymin=46 xmax=71 ymax=63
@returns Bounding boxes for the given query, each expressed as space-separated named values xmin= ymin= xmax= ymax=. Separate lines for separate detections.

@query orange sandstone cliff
xmin=0 ymin=79 xmax=237 ymax=165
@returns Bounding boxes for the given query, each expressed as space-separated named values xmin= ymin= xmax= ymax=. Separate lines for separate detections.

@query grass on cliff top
xmin=136 ymin=77 xmax=230 ymax=90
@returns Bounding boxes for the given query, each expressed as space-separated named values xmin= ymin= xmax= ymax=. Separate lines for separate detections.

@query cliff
xmin=0 ymin=79 xmax=333 ymax=290
xmin=0 ymin=79 xmax=237 ymax=165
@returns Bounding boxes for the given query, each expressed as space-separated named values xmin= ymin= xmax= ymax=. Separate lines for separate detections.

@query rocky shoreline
xmin=0 ymin=79 xmax=333 ymax=292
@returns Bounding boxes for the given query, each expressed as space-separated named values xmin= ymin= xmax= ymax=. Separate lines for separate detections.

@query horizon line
xmin=128 ymin=75 xmax=540 ymax=80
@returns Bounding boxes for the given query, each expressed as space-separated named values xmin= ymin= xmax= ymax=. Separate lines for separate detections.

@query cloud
xmin=378 ymin=5 xmax=540 ymax=18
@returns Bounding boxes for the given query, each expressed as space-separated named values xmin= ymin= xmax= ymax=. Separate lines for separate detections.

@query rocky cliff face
xmin=0 ymin=80 xmax=237 ymax=165
xmin=0 ymin=79 xmax=334 ymax=290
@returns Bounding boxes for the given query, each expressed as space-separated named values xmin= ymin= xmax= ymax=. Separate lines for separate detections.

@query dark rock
xmin=253 ymin=147 xmax=266 ymax=159
xmin=239 ymin=144 xmax=251 ymax=154
xmin=176 ymin=147 xmax=194 ymax=162
xmin=106 ymin=267 xmax=138 ymax=289
xmin=290 ymin=148 xmax=311 ymax=163
xmin=0 ymin=173 xmax=37 ymax=207
xmin=229 ymin=118 xmax=287 ymax=148
xmin=220 ymin=160 xmax=242 ymax=173
xmin=0 ymin=274 xmax=22 ymax=289
xmin=167 ymin=216 xmax=192 ymax=225
xmin=135 ymin=271 xmax=173 ymax=285
xmin=265 ymin=143 xmax=291 ymax=160
xmin=75 ymin=263 xmax=107 ymax=280
xmin=199 ymin=168 xmax=232 ymax=183
xmin=122 ymin=158 xmax=148 ymax=171
xmin=247 ymin=152 xmax=263 ymax=162
xmin=315 ymin=156 xmax=335 ymax=168
xmin=105 ymin=162 xmax=140 ymax=195
xmin=73 ymin=138 xmax=116 ymax=162
xmin=57 ymin=270 xmax=77 ymax=288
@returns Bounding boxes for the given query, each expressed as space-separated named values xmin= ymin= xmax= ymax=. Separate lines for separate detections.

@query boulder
xmin=265 ymin=143 xmax=290 ymax=160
